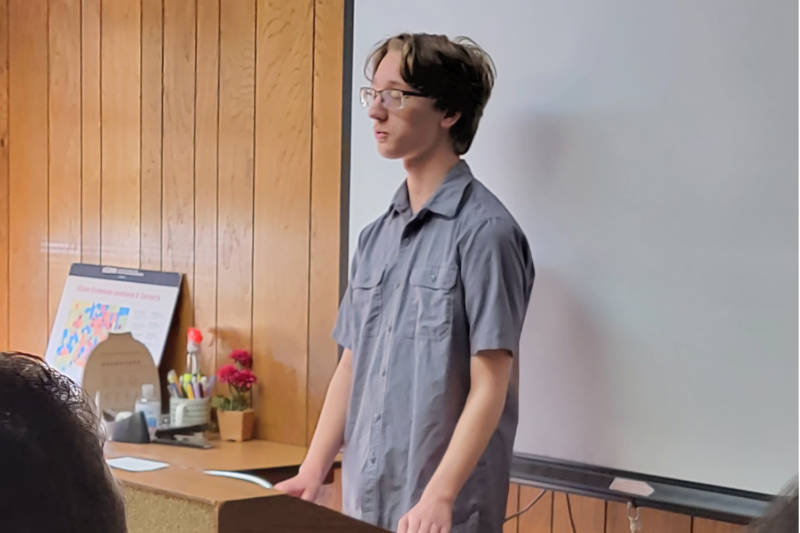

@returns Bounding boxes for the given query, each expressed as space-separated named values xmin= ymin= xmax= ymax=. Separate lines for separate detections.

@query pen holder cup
xmin=169 ymin=397 xmax=211 ymax=427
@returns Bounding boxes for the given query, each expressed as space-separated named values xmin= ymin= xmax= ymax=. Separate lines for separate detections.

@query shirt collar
xmin=389 ymin=160 xmax=473 ymax=218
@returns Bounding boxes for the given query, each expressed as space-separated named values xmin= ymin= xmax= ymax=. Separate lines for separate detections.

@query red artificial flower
xmin=217 ymin=364 xmax=238 ymax=384
xmin=229 ymin=349 xmax=253 ymax=369
xmin=231 ymin=368 xmax=257 ymax=391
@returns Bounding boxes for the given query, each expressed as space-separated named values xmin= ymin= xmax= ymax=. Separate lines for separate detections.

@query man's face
xmin=368 ymin=50 xmax=451 ymax=162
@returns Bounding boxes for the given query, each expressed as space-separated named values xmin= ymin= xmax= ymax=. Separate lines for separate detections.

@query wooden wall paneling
xmin=8 ymin=0 xmax=48 ymax=354
xmin=307 ymin=0 xmax=344 ymax=445
xmin=517 ymin=486 xmax=552 ymax=533
xmin=81 ymin=0 xmax=101 ymax=266
xmin=140 ymin=0 xmax=163 ymax=271
xmin=606 ymin=501 xmax=691 ymax=533
xmin=216 ymin=0 xmax=255 ymax=371
xmin=161 ymin=0 xmax=196 ymax=377
xmin=0 ymin=0 xmax=8 ymax=350
xmin=692 ymin=517 xmax=746 ymax=533
xmin=193 ymin=0 xmax=220 ymax=378
xmin=552 ymin=492 xmax=605 ymax=533
xmin=100 ymin=0 xmax=140 ymax=268
xmin=252 ymin=0 xmax=313 ymax=445
xmin=504 ymin=483 xmax=520 ymax=533
xmin=48 ymin=0 xmax=82 ymax=330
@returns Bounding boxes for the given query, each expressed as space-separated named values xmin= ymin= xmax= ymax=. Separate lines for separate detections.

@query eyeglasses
xmin=359 ymin=87 xmax=427 ymax=110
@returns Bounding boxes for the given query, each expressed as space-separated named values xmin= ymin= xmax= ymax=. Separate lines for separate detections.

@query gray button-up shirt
xmin=333 ymin=160 xmax=534 ymax=533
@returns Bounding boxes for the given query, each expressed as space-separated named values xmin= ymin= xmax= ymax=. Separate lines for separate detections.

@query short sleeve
xmin=332 ymin=228 xmax=369 ymax=351
xmin=460 ymin=217 xmax=534 ymax=357
xmin=332 ymin=251 xmax=359 ymax=352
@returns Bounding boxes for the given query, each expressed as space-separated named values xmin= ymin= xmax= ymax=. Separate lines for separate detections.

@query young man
xmin=275 ymin=33 xmax=534 ymax=533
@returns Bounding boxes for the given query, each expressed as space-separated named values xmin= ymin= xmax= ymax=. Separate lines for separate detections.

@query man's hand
xmin=397 ymin=493 xmax=453 ymax=533
xmin=273 ymin=469 xmax=323 ymax=502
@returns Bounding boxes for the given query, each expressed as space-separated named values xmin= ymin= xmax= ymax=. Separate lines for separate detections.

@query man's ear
xmin=441 ymin=110 xmax=461 ymax=130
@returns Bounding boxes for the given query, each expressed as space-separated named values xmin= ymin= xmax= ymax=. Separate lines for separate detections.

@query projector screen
xmin=348 ymin=0 xmax=797 ymax=495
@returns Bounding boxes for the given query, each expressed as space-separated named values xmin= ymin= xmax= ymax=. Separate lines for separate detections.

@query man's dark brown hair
xmin=365 ymin=33 xmax=496 ymax=155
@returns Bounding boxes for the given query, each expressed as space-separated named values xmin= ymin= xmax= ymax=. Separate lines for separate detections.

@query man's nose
xmin=367 ymin=94 xmax=387 ymax=120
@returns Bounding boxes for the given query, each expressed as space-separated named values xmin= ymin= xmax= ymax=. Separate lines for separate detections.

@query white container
xmin=134 ymin=383 xmax=161 ymax=430
xmin=169 ymin=396 xmax=211 ymax=427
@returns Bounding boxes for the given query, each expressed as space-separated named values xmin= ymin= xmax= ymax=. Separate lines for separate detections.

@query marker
xmin=205 ymin=375 xmax=216 ymax=396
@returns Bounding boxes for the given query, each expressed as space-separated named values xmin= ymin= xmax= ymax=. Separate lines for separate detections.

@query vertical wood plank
xmin=217 ymin=0 xmax=255 ymax=372
xmin=161 ymin=0 xmax=196 ymax=374
xmin=193 ymin=0 xmax=220 ymax=377
xmin=101 ymin=0 xmax=140 ymax=268
xmin=48 ymin=0 xmax=82 ymax=329
xmin=518 ymin=487 xmax=552 ymax=533
xmin=607 ymin=501 xmax=691 ymax=533
xmin=140 ymin=0 xmax=163 ymax=271
xmin=504 ymin=483 xmax=520 ymax=533
xmin=692 ymin=517 xmax=746 ymax=533
xmin=552 ymin=492 xmax=605 ymax=533
xmin=0 ymin=0 xmax=8 ymax=350
xmin=8 ymin=0 xmax=48 ymax=354
xmin=81 ymin=0 xmax=101 ymax=265
xmin=307 ymin=0 xmax=344 ymax=444
xmin=252 ymin=0 xmax=313 ymax=444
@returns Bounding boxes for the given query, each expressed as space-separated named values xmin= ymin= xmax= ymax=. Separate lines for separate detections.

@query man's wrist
xmin=421 ymin=476 xmax=458 ymax=505
xmin=298 ymin=460 xmax=327 ymax=483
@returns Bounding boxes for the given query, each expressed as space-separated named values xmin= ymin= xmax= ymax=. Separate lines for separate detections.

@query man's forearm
xmin=300 ymin=348 xmax=354 ymax=481
xmin=422 ymin=350 xmax=512 ymax=503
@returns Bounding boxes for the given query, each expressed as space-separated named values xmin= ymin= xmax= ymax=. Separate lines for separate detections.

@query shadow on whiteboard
xmin=515 ymin=268 xmax=621 ymax=466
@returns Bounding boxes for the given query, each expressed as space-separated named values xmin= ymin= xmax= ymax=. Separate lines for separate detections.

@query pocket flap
xmin=410 ymin=265 xmax=457 ymax=290
xmin=352 ymin=268 xmax=384 ymax=289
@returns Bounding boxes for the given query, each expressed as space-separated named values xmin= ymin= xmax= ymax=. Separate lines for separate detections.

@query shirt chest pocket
xmin=404 ymin=265 xmax=458 ymax=341
xmin=351 ymin=268 xmax=384 ymax=339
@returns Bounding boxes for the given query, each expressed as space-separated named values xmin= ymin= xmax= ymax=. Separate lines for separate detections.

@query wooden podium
xmin=105 ymin=440 xmax=387 ymax=533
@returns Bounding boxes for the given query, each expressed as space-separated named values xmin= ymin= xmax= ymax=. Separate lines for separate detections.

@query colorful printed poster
xmin=45 ymin=264 xmax=181 ymax=384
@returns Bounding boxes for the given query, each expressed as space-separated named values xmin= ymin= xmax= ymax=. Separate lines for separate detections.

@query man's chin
xmin=376 ymin=144 xmax=403 ymax=160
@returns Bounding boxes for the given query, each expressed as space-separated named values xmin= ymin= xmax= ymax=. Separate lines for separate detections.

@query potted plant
xmin=212 ymin=349 xmax=257 ymax=441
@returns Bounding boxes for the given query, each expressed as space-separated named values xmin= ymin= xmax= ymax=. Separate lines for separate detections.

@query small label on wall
xmin=609 ymin=477 xmax=655 ymax=497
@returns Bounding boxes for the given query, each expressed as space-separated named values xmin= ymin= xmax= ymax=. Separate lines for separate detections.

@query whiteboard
xmin=349 ymin=0 xmax=798 ymax=494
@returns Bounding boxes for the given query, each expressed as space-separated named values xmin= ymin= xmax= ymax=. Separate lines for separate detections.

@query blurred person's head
xmin=749 ymin=481 xmax=798 ymax=533
xmin=0 ymin=352 xmax=127 ymax=532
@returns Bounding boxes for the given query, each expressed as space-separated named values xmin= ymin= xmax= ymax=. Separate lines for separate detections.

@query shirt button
xmin=370 ymin=457 xmax=376 ymax=464
xmin=375 ymin=413 xmax=381 ymax=421
xmin=388 ymin=325 xmax=392 ymax=333
xmin=381 ymin=368 xmax=386 ymax=377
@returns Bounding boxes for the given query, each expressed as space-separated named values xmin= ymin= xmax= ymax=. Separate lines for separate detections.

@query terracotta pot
xmin=217 ymin=408 xmax=255 ymax=442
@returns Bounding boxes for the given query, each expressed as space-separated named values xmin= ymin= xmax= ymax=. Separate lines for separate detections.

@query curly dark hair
xmin=0 ymin=352 xmax=127 ymax=532
xmin=365 ymin=32 xmax=496 ymax=155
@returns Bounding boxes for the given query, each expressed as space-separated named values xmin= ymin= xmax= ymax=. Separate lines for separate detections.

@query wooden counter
xmin=104 ymin=439 xmax=384 ymax=533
